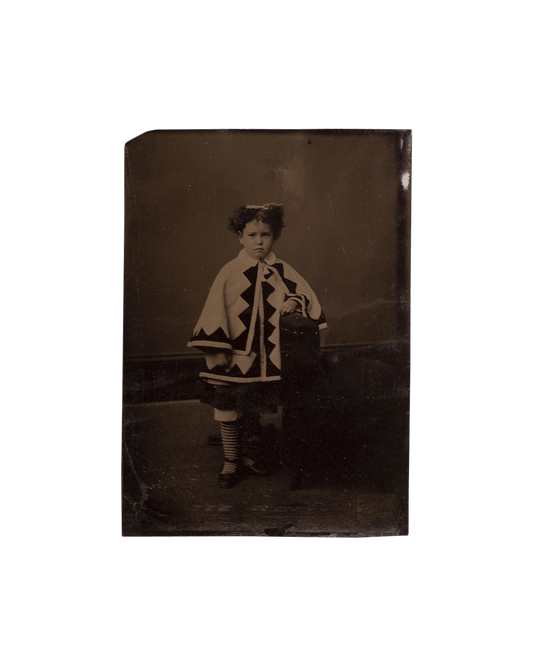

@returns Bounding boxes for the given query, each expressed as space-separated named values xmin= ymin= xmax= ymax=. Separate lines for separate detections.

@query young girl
xmin=188 ymin=203 xmax=327 ymax=489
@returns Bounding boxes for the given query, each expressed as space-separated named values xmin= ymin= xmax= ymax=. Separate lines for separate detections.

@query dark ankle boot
xmin=218 ymin=459 xmax=241 ymax=489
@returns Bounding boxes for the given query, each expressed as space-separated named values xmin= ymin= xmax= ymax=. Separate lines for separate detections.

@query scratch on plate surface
xmin=341 ymin=245 xmax=350 ymax=266
xmin=230 ymin=168 xmax=272 ymax=196
xmin=327 ymin=191 xmax=334 ymax=216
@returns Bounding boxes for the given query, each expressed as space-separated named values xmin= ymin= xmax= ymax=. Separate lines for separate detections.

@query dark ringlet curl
xmin=227 ymin=204 xmax=286 ymax=240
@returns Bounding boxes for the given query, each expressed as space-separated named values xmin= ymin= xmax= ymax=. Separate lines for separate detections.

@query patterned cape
xmin=188 ymin=249 xmax=327 ymax=383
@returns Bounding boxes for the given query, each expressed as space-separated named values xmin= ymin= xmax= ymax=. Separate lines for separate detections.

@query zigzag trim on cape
xmin=199 ymin=372 xmax=281 ymax=383
xmin=188 ymin=252 xmax=327 ymax=382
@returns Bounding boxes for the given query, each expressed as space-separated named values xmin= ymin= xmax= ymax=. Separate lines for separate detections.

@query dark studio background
xmin=123 ymin=130 xmax=411 ymax=536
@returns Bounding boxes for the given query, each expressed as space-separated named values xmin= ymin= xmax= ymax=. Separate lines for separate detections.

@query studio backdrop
xmin=122 ymin=129 xmax=411 ymax=537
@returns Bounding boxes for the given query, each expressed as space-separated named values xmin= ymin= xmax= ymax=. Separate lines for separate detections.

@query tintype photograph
xmin=122 ymin=129 xmax=411 ymax=537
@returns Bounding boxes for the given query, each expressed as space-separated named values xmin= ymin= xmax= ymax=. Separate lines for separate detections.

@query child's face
xmin=239 ymin=219 xmax=275 ymax=259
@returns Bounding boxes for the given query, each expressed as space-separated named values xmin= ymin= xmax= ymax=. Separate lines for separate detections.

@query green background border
xmin=3 ymin=2 xmax=530 ymax=664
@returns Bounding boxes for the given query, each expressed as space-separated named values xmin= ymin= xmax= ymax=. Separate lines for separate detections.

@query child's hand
xmin=280 ymin=299 xmax=298 ymax=315
xmin=221 ymin=350 xmax=233 ymax=367
xmin=207 ymin=350 xmax=233 ymax=368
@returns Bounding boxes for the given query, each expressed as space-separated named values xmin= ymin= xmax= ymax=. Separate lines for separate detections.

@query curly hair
xmin=227 ymin=203 xmax=286 ymax=240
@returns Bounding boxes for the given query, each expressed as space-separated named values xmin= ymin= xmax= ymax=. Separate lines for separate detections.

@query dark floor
xmin=122 ymin=400 xmax=408 ymax=537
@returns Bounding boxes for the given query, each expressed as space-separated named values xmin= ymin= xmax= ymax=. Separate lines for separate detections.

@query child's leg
xmin=219 ymin=421 xmax=239 ymax=475
xmin=239 ymin=410 xmax=261 ymax=468
xmin=215 ymin=408 xmax=241 ymax=476
xmin=215 ymin=408 xmax=270 ymax=487
xmin=239 ymin=410 xmax=271 ymax=476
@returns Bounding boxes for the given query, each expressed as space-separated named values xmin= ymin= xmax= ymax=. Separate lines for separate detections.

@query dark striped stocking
xmin=220 ymin=421 xmax=239 ymax=475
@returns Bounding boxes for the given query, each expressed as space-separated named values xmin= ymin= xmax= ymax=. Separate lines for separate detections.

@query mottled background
xmin=124 ymin=130 xmax=410 ymax=360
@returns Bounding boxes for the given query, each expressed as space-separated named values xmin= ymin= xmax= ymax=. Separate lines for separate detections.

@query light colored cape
xmin=188 ymin=249 xmax=326 ymax=383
